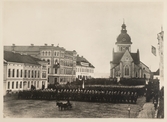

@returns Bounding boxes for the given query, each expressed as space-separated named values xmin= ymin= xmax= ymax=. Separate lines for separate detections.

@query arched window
xmin=35 ymin=71 xmax=37 ymax=78
xmin=20 ymin=70 xmax=22 ymax=77
xmin=38 ymin=71 xmax=40 ymax=78
xmin=28 ymin=70 xmax=30 ymax=78
xmin=12 ymin=82 xmax=14 ymax=89
xmin=17 ymin=69 xmax=19 ymax=77
xmin=32 ymin=70 xmax=34 ymax=78
xmin=8 ymin=82 xmax=10 ymax=89
xmin=45 ymin=51 xmax=47 ymax=56
xmin=37 ymin=81 xmax=39 ymax=88
xmin=16 ymin=81 xmax=18 ymax=89
xmin=42 ymin=51 xmax=44 ymax=56
xmin=28 ymin=81 xmax=30 ymax=88
xmin=48 ymin=51 xmax=50 ymax=56
xmin=12 ymin=69 xmax=15 ymax=77
xmin=24 ymin=70 xmax=27 ymax=78
xmin=125 ymin=65 xmax=129 ymax=76
xmin=20 ymin=82 xmax=22 ymax=88
xmin=8 ymin=69 xmax=11 ymax=77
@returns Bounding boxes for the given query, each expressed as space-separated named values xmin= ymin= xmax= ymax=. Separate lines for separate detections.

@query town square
xmin=2 ymin=0 xmax=164 ymax=119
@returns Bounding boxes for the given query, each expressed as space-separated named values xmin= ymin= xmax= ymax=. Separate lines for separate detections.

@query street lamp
xmin=128 ymin=105 xmax=131 ymax=118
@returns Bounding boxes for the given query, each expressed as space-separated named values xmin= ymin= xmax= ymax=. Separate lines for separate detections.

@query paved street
xmin=4 ymin=96 xmax=146 ymax=118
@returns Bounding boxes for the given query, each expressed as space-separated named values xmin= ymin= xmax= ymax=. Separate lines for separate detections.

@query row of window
xmin=8 ymin=69 xmax=41 ymax=78
xmin=41 ymin=51 xmax=64 ymax=57
xmin=77 ymin=68 xmax=94 ymax=73
xmin=7 ymin=81 xmax=23 ymax=89
xmin=42 ymin=58 xmax=75 ymax=67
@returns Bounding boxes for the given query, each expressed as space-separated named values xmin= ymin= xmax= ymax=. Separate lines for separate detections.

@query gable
xmin=120 ymin=50 xmax=133 ymax=62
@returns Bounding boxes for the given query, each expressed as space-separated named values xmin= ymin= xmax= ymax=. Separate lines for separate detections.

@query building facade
xmin=76 ymin=55 xmax=95 ymax=80
xmin=4 ymin=44 xmax=77 ymax=85
xmin=4 ymin=51 xmax=48 ymax=94
xmin=110 ymin=23 xmax=151 ymax=79
xmin=157 ymin=30 xmax=164 ymax=88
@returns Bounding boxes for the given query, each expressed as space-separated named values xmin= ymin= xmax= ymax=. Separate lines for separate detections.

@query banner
xmin=151 ymin=46 xmax=156 ymax=56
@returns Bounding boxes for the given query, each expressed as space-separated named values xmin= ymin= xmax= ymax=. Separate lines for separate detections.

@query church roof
xmin=116 ymin=23 xmax=132 ymax=44
xmin=111 ymin=51 xmax=140 ymax=64
xmin=4 ymin=51 xmax=41 ymax=65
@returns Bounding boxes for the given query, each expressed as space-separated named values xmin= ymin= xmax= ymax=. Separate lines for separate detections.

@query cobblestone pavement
xmin=4 ymin=96 xmax=146 ymax=118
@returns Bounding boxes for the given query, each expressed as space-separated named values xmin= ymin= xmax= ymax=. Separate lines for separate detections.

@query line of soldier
xmin=18 ymin=88 xmax=138 ymax=104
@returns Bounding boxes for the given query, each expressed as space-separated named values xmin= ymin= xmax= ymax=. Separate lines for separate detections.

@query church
xmin=110 ymin=23 xmax=151 ymax=79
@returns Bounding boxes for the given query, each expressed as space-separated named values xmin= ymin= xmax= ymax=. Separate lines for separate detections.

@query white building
xmin=4 ymin=51 xmax=48 ymax=95
xmin=76 ymin=55 xmax=95 ymax=80
xmin=157 ymin=30 xmax=164 ymax=88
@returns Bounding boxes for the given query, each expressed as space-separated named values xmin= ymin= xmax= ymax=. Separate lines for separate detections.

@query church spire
xmin=121 ymin=20 xmax=127 ymax=33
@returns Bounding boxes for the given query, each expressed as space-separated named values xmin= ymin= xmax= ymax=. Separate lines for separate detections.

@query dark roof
xmin=76 ymin=56 xmax=95 ymax=68
xmin=65 ymin=50 xmax=73 ymax=56
xmin=112 ymin=52 xmax=124 ymax=64
xmin=153 ymin=69 xmax=159 ymax=75
xmin=112 ymin=50 xmax=140 ymax=64
xmin=4 ymin=45 xmax=65 ymax=52
xmin=116 ymin=23 xmax=132 ymax=44
xmin=4 ymin=51 xmax=41 ymax=65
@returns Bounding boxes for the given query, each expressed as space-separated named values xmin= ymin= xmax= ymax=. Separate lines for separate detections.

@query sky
xmin=2 ymin=0 xmax=165 ymax=75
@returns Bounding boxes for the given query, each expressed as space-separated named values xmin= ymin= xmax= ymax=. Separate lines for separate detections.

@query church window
xmin=125 ymin=65 xmax=129 ymax=76
xmin=136 ymin=72 xmax=138 ymax=77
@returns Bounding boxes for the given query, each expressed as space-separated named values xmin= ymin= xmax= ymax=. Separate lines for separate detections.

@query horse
xmin=56 ymin=101 xmax=72 ymax=110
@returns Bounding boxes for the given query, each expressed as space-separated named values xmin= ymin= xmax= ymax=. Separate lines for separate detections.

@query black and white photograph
xmin=2 ymin=0 xmax=165 ymax=119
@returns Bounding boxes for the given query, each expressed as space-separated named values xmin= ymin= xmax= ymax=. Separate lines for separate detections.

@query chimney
xmin=31 ymin=44 xmax=34 ymax=46
xmin=12 ymin=44 xmax=15 ymax=46
xmin=51 ymin=44 xmax=54 ymax=46
xmin=44 ymin=43 xmax=47 ymax=46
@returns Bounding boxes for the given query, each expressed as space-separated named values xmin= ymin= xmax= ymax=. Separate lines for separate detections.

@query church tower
xmin=115 ymin=22 xmax=132 ymax=52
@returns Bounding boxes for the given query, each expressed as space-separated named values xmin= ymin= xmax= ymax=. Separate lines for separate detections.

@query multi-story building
xmin=4 ymin=51 xmax=48 ymax=94
xmin=76 ymin=55 xmax=95 ymax=80
xmin=157 ymin=29 xmax=164 ymax=88
xmin=4 ymin=44 xmax=77 ymax=85
xmin=110 ymin=23 xmax=151 ymax=79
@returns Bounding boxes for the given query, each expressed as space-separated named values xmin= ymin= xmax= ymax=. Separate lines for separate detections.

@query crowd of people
xmin=18 ymin=88 xmax=139 ymax=103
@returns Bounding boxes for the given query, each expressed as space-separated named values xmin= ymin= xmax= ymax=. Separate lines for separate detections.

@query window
xmin=34 ymin=81 xmax=36 ymax=87
xmin=45 ymin=51 xmax=47 ymax=56
xmin=8 ymin=82 xmax=10 ymax=89
xmin=32 ymin=70 xmax=33 ymax=78
xmin=35 ymin=71 xmax=37 ymax=78
xmin=55 ymin=52 xmax=57 ymax=56
xmin=55 ymin=68 xmax=57 ymax=74
xmin=20 ymin=82 xmax=22 ymax=88
xmin=37 ymin=81 xmax=39 ymax=88
xmin=48 ymin=68 xmax=50 ymax=74
xmin=24 ymin=70 xmax=27 ymax=78
xmin=12 ymin=82 xmax=14 ymax=89
xmin=12 ymin=69 xmax=15 ymax=77
xmin=125 ymin=65 xmax=129 ymax=76
xmin=28 ymin=81 xmax=30 ymax=88
xmin=57 ymin=52 xmax=59 ymax=56
xmin=8 ymin=69 xmax=11 ymax=77
xmin=17 ymin=69 xmax=19 ymax=77
xmin=42 ymin=51 xmax=44 ymax=56
xmin=16 ymin=81 xmax=18 ymax=89
xmin=47 ymin=59 xmax=50 ymax=65
xmin=38 ymin=71 xmax=40 ymax=78
xmin=20 ymin=70 xmax=22 ymax=77
xmin=48 ymin=51 xmax=51 ymax=56
xmin=42 ymin=71 xmax=46 ymax=78
xmin=28 ymin=70 xmax=30 ymax=78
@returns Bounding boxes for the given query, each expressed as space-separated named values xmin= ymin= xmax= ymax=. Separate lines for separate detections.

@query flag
xmin=151 ymin=46 xmax=156 ymax=56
